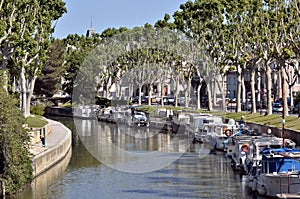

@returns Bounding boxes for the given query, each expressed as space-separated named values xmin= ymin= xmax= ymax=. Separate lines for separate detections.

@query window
xmin=227 ymin=77 xmax=231 ymax=85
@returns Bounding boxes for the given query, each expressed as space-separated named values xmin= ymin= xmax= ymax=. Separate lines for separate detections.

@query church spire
xmin=86 ymin=17 xmax=95 ymax=37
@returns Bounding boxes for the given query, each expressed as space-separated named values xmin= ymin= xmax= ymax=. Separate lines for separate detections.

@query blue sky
xmin=53 ymin=0 xmax=187 ymax=39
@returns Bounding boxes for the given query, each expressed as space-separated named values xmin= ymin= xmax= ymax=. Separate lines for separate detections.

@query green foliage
xmin=0 ymin=74 xmax=33 ymax=195
xmin=62 ymin=34 xmax=102 ymax=95
xmin=30 ymin=103 xmax=45 ymax=116
xmin=34 ymin=39 xmax=67 ymax=97
xmin=100 ymin=27 xmax=128 ymax=38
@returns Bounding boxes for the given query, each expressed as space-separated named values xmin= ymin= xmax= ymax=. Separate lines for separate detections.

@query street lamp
xmin=260 ymin=90 xmax=263 ymax=115
xmin=255 ymin=90 xmax=259 ymax=113
xmin=255 ymin=89 xmax=263 ymax=115
xmin=227 ymin=90 xmax=231 ymax=112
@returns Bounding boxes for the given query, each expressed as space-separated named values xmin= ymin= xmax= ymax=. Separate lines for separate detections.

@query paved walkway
xmin=29 ymin=119 xmax=69 ymax=156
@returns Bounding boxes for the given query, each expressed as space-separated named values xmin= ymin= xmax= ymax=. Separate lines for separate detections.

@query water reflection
xmin=16 ymin=117 xmax=266 ymax=199
xmin=75 ymin=119 xmax=196 ymax=173
xmin=15 ymin=148 xmax=72 ymax=199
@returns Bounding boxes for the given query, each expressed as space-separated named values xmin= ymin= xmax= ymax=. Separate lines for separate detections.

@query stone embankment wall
xmin=45 ymin=106 xmax=73 ymax=117
xmin=28 ymin=123 xmax=51 ymax=145
xmin=246 ymin=122 xmax=300 ymax=146
xmin=31 ymin=122 xmax=72 ymax=178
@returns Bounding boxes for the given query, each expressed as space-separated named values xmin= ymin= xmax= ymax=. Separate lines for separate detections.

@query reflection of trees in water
xmin=45 ymin=117 xmax=200 ymax=168
xmin=106 ymin=123 xmax=193 ymax=153
xmin=70 ymin=118 xmax=200 ymax=173
xmin=49 ymin=116 xmax=101 ymax=169
xmin=17 ymin=148 xmax=73 ymax=199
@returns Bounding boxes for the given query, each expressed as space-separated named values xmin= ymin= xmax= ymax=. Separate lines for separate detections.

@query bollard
xmin=40 ymin=128 xmax=46 ymax=147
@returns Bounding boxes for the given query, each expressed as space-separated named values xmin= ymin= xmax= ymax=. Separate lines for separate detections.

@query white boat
xmin=185 ymin=113 xmax=212 ymax=142
xmin=226 ymin=125 xmax=258 ymax=158
xmin=245 ymin=136 xmax=296 ymax=192
xmin=171 ymin=111 xmax=191 ymax=134
xmin=230 ymin=136 xmax=260 ymax=174
xmin=254 ymin=148 xmax=300 ymax=197
xmin=185 ymin=113 xmax=213 ymax=143
xmin=73 ymin=105 xmax=98 ymax=119
xmin=208 ymin=117 xmax=237 ymax=151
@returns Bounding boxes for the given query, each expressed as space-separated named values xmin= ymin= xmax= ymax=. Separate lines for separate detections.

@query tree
xmin=34 ymin=39 xmax=67 ymax=97
xmin=0 ymin=72 xmax=32 ymax=195
xmin=0 ymin=0 xmax=27 ymax=91
xmin=100 ymin=27 xmax=128 ymax=39
xmin=63 ymin=33 xmax=101 ymax=96
xmin=174 ymin=0 xmax=228 ymax=111
xmin=154 ymin=14 xmax=175 ymax=30
xmin=9 ymin=0 xmax=66 ymax=117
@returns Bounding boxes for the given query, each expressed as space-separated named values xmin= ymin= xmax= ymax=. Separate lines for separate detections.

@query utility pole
xmin=281 ymin=70 xmax=285 ymax=147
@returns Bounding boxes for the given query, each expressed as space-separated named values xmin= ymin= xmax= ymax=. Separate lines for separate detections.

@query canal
xmin=16 ymin=117 xmax=266 ymax=199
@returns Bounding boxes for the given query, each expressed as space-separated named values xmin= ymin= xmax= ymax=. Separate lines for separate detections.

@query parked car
xmin=165 ymin=96 xmax=175 ymax=105
xmin=241 ymin=100 xmax=252 ymax=111
xmin=256 ymin=100 xmax=266 ymax=109
xmin=272 ymin=103 xmax=283 ymax=112
xmin=292 ymin=103 xmax=300 ymax=114
xmin=132 ymin=111 xmax=150 ymax=127
xmin=132 ymin=96 xmax=148 ymax=104
xmin=177 ymin=97 xmax=192 ymax=106
xmin=157 ymin=96 xmax=175 ymax=105
xmin=132 ymin=96 xmax=139 ymax=104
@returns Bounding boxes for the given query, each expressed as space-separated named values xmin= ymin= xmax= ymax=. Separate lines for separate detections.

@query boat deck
xmin=276 ymin=193 xmax=300 ymax=198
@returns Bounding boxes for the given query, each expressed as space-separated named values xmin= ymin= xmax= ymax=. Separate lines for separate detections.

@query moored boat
xmin=208 ymin=117 xmax=237 ymax=151
xmin=254 ymin=148 xmax=300 ymax=197
xmin=245 ymin=137 xmax=296 ymax=192
xmin=185 ymin=113 xmax=213 ymax=143
xmin=171 ymin=111 xmax=191 ymax=134
xmin=73 ymin=105 xmax=98 ymax=119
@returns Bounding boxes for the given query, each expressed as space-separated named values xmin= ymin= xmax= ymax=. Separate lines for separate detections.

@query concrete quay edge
xmin=31 ymin=119 xmax=72 ymax=178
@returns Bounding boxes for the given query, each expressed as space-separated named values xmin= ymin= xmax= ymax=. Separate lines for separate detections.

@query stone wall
xmin=246 ymin=122 xmax=300 ymax=146
xmin=28 ymin=123 xmax=51 ymax=145
xmin=31 ymin=123 xmax=72 ymax=178
xmin=45 ymin=106 xmax=73 ymax=117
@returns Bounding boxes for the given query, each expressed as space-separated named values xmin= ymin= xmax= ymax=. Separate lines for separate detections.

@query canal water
xmin=16 ymin=117 xmax=266 ymax=199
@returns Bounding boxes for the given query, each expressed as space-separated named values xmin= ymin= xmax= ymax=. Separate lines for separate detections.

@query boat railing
xmin=279 ymin=172 xmax=300 ymax=195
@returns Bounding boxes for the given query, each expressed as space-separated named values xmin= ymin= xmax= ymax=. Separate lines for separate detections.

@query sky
xmin=53 ymin=0 xmax=187 ymax=39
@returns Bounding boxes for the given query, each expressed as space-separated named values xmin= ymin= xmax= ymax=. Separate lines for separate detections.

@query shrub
xmin=30 ymin=103 xmax=45 ymax=116
xmin=0 ymin=76 xmax=33 ymax=195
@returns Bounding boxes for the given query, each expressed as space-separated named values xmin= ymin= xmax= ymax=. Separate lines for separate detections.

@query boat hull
xmin=257 ymin=173 xmax=300 ymax=197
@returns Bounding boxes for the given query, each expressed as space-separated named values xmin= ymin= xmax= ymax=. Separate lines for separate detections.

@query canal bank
xmin=45 ymin=106 xmax=300 ymax=145
xmin=16 ymin=117 xmax=257 ymax=199
xmin=30 ymin=119 xmax=72 ymax=178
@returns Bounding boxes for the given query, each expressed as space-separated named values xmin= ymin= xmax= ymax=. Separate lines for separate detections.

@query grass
xmin=25 ymin=115 xmax=48 ymax=128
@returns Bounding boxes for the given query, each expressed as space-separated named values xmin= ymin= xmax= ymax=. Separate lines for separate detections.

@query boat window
xmin=204 ymin=119 xmax=214 ymax=124
xmin=269 ymin=145 xmax=281 ymax=149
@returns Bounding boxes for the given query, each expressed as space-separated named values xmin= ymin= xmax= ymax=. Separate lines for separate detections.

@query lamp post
xmin=260 ymin=90 xmax=263 ymax=115
xmin=227 ymin=90 xmax=231 ymax=112
xmin=255 ymin=90 xmax=259 ymax=113
xmin=281 ymin=72 xmax=285 ymax=147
